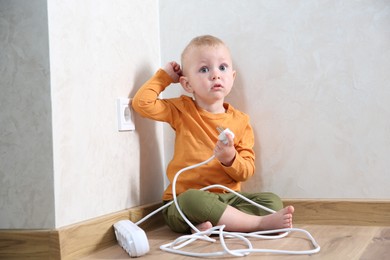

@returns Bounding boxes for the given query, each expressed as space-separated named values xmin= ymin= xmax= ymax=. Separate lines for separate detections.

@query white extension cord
xmin=114 ymin=128 xmax=320 ymax=257
xmin=113 ymin=220 xmax=149 ymax=257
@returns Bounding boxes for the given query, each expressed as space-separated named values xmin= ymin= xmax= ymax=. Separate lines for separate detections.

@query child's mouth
xmin=212 ymin=84 xmax=223 ymax=90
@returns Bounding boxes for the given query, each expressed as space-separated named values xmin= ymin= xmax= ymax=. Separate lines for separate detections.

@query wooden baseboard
xmin=284 ymin=199 xmax=390 ymax=226
xmin=1 ymin=200 xmax=389 ymax=259
xmin=0 ymin=202 xmax=163 ymax=260
xmin=0 ymin=229 xmax=61 ymax=260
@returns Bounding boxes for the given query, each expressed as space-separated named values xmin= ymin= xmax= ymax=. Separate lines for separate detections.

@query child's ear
xmin=179 ymin=76 xmax=193 ymax=93
xmin=232 ymin=70 xmax=237 ymax=80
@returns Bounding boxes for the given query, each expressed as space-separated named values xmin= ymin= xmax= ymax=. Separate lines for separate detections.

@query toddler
xmin=132 ymin=35 xmax=294 ymax=233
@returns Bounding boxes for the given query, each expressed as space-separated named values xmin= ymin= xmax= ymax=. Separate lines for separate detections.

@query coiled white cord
xmin=136 ymin=154 xmax=321 ymax=257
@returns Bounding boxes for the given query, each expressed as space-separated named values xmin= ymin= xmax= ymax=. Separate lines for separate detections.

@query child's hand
xmin=163 ymin=61 xmax=182 ymax=83
xmin=214 ymin=133 xmax=236 ymax=166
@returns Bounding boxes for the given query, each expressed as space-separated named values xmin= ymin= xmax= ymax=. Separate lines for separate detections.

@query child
xmin=132 ymin=35 xmax=294 ymax=233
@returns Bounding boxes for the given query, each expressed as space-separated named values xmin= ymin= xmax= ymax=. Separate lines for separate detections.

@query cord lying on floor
xmin=114 ymin=128 xmax=320 ymax=257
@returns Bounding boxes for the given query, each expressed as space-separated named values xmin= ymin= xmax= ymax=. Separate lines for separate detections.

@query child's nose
xmin=211 ymin=69 xmax=221 ymax=80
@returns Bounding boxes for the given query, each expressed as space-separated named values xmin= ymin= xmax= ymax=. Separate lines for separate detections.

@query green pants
xmin=162 ymin=189 xmax=283 ymax=233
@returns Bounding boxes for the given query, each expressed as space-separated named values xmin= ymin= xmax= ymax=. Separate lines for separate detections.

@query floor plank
xmin=83 ymin=225 xmax=390 ymax=260
xmin=360 ymin=227 xmax=390 ymax=260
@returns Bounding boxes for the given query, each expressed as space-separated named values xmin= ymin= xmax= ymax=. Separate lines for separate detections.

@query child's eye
xmin=199 ymin=67 xmax=209 ymax=73
xmin=219 ymin=64 xmax=228 ymax=71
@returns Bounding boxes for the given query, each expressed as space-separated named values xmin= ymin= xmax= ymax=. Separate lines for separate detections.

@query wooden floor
xmin=83 ymin=224 xmax=390 ymax=260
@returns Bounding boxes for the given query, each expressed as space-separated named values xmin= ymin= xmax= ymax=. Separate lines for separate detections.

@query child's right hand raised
xmin=163 ymin=61 xmax=182 ymax=83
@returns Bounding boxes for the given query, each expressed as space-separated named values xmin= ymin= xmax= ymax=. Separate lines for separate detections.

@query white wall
xmin=0 ymin=0 xmax=164 ymax=229
xmin=48 ymin=0 xmax=164 ymax=227
xmin=159 ymin=0 xmax=390 ymax=199
xmin=1 ymin=0 xmax=389 ymax=230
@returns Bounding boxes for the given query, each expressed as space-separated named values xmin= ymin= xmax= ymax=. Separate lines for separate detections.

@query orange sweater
xmin=132 ymin=69 xmax=255 ymax=201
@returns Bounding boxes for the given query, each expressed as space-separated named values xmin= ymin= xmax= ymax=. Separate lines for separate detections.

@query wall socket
xmin=117 ymin=97 xmax=135 ymax=131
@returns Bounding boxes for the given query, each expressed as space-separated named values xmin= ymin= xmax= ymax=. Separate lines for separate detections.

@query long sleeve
xmin=222 ymin=123 xmax=255 ymax=182
xmin=132 ymin=69 xmax=175 ymax=122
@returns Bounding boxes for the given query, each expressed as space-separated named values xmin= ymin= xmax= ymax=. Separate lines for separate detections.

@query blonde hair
xmin=181 ymin=35 xmax=228 ymax=72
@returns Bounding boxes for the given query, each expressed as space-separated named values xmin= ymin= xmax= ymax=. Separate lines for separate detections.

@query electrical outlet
xmin=117 ymin=97 xmax=135 ymax=131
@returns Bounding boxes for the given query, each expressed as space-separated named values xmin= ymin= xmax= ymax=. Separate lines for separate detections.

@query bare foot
xmin=258 ymin=205 xmax=294 ymax=230
xmin=192 ymin=221 xmax=213 ymax=233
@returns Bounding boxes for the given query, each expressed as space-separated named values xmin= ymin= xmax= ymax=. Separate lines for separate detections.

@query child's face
xmin=180 ymin=44 xmax=236 ymax=109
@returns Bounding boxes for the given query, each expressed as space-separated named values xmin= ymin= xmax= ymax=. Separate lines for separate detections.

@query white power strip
xmin=114 ymin=220 xmax=150 ymax=257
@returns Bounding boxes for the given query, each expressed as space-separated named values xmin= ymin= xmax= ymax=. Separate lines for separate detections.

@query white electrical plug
xmin=218 ymin=128 xmax=235 ymax=144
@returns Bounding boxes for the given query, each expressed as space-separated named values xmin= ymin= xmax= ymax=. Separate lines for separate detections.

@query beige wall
xmin=160 ymin=0 xmax=390 ymax=199
xmin=48 ymin=0 xmax=164 ymax=228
